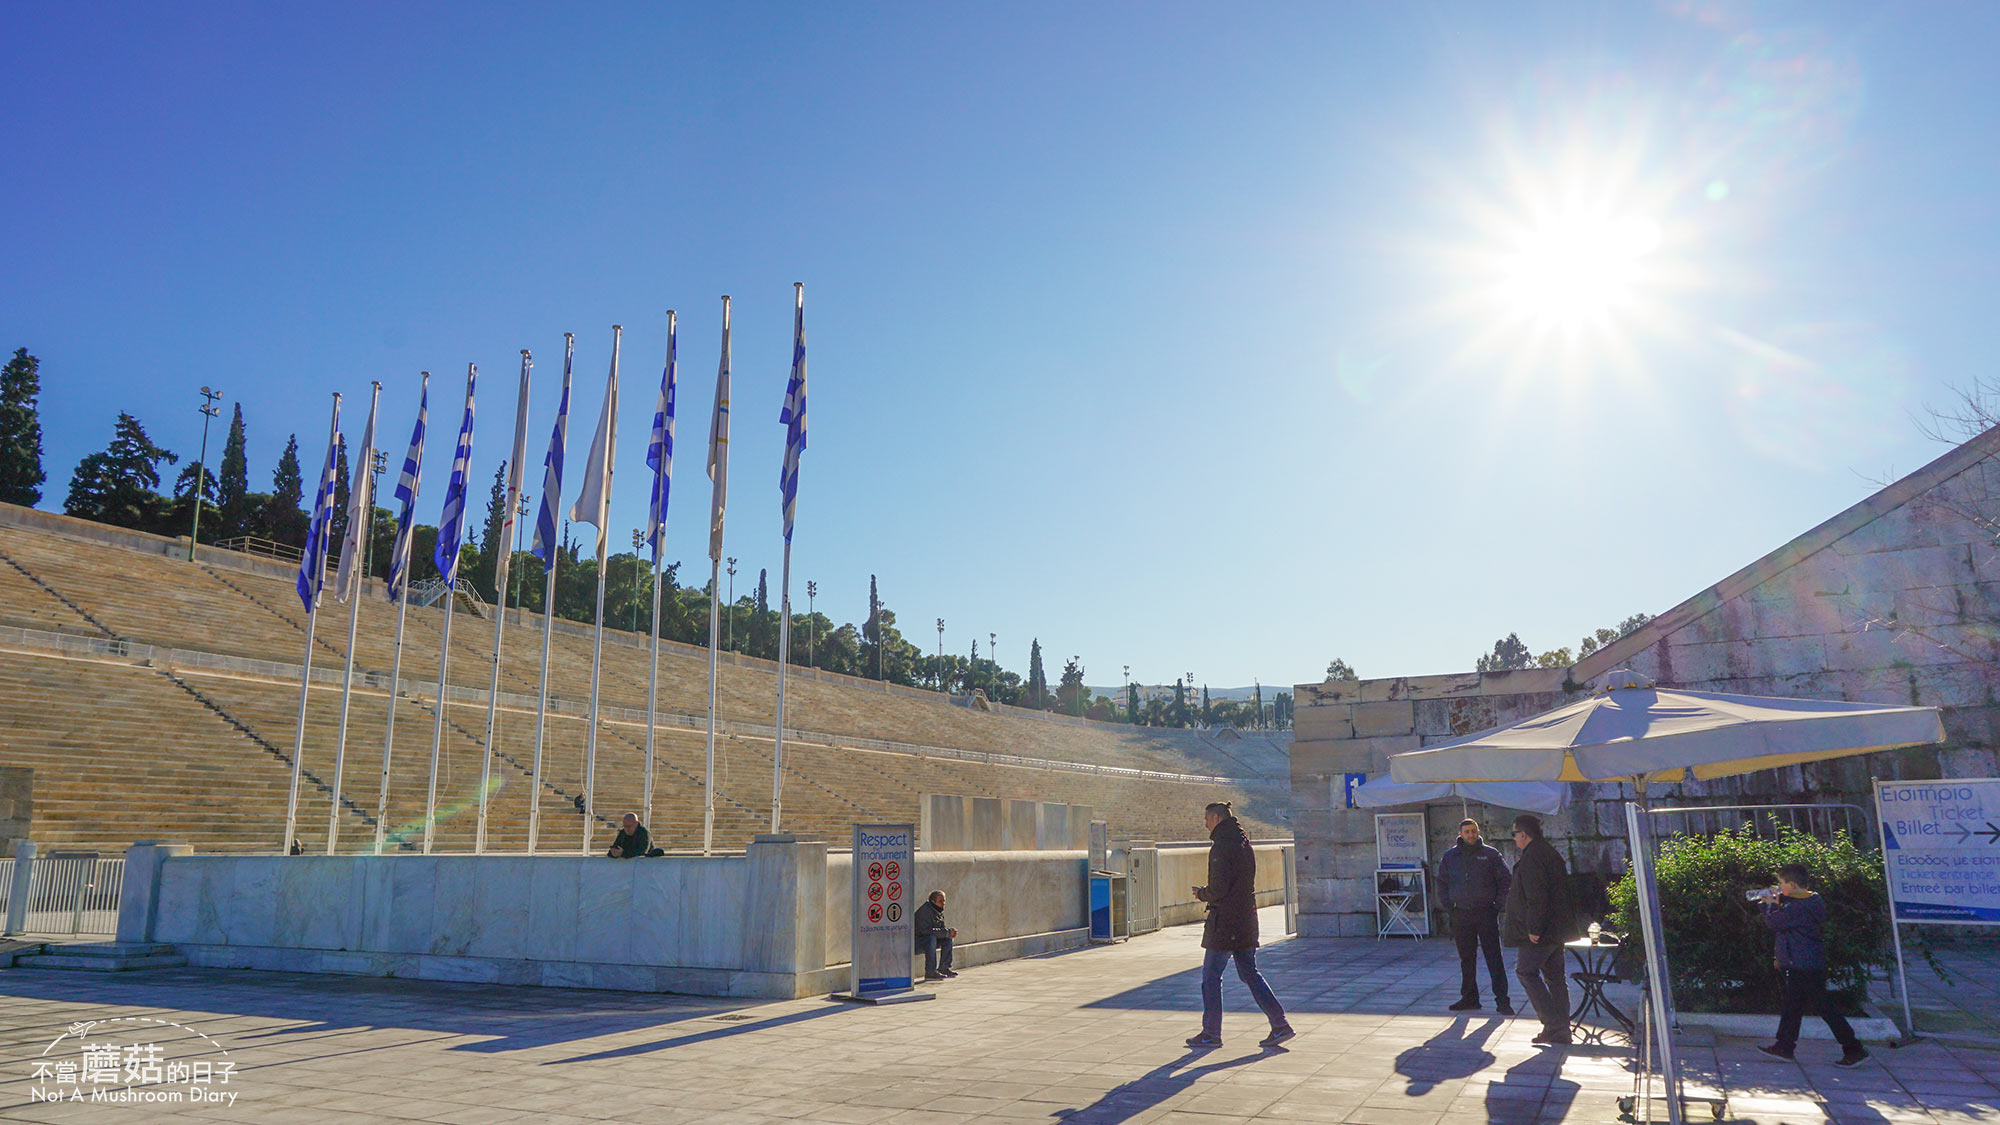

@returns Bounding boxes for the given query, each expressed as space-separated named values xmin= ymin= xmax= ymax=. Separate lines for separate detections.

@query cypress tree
xmin=1127 ymin=682 xmax=1140 ymax=724
xmin=265 ymin=433 xmax=307 ymax=546
xmin=216 ymin=403 xmax=249 ymax=536
xmin=0 ymin=348 xmax=46 ymax=506
xmin=1027 ymin=639 xmax=1047 ymax=709
xmin=476 ymin=461 xmax=509 ymax=600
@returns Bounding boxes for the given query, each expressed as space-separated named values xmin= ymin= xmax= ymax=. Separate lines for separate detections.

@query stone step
xmin=13 ymin=942 xmax=187 ymax=972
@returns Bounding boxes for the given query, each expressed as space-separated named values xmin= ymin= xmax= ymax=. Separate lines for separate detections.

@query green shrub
xmin=1606 ymin=822 xmax=1889 ymax=1014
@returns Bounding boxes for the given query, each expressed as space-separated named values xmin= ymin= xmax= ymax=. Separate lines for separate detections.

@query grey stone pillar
xmin=4 ymin=840 xmax=34 ymax=935
xmin=115 ymin=842 xmax=193 ymax=943
xmin=741 ymin=834 xmax=827 ymax=978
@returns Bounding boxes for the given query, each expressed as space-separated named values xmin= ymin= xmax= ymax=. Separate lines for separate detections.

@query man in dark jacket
xmin=1756 ymin=863 xmax=1867 ymax=1066
xmin=1503 ymin=814 xmax=1579 ymax=1046
xmin=1186 ymin=802 xmax=1293 ymax=1050
xmin=1439 ymin=818 xmax=1513 ymax=1014
xmin=606 ymin=813 xmax=649 ymax=859
xmin=913 ymin=891 xmax=958 ymax=980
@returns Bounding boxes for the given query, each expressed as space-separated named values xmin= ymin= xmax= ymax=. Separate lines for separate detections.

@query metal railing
xmin=18 ymin=854 xmax=123 ymax=936
xmin=1647 ymin=801 xmax=1870 ymax=844
xmin=211 ymin=535 xmax=304 ymax=563
xmin=0 ymin=858 xmax=11 ymax=921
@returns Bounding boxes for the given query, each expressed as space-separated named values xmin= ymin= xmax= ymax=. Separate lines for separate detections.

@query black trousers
xmin=1514 ymin=941 xmax=1571 ymax=1037
xmin=1452 ymin=908 xmax=1509 ymax=1002
xmin=1776 ymin=968 xmax=1859 ymax=1050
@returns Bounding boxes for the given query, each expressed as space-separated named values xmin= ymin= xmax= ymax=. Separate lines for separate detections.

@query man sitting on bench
xmin=914 ymin=890 xmax=958 ymax=980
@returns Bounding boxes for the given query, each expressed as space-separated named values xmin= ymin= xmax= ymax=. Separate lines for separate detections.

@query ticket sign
xmin=1877 ymin=779 xmax=2000 ymax=925
xmin=1375 ymin=812 xmax=1427 ymax=870
xmin=852 ymin=824 xmax=918 ymax=995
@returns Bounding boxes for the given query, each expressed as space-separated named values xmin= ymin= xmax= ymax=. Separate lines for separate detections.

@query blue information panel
xmin=1877 ymin=779 xmax=2000 ymax=925
xmin=852 ymin=824 xmax=918 ymax=994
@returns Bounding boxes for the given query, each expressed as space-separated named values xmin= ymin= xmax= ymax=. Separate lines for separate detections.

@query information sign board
xmin=1374 ymin=812 xmax=1427 ymax=870
xmin=852 ymin=824 xmax=918 ymax=994
xmin=1877 ymin=779 xmax=2000 ymax=925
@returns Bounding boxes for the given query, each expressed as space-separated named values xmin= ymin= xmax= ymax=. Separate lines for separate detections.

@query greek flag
xmin=778 ymin=287 xmax=806 ymax=543
xmin=644 ymin=317 xmax=677 ymax=564
xmin=706 ymin=299 xmax=730 ymax=563
xmin=433 ymin=364 xmax=478 ymax=589
xmin=531 ymin=339 xmax=572 ymax=565
xmin=386 ymin=376 xmax=428 ymax=602
xmin=297 ymin=430 xmax=343 ymax=611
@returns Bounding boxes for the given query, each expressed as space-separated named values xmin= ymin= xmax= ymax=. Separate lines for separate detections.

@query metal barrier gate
xmin=8 ymin=852 xmax=123 ymax=936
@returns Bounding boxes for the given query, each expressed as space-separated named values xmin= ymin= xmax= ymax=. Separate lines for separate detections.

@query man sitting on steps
xmin=914 ymin=891 xmax=957 ymax=980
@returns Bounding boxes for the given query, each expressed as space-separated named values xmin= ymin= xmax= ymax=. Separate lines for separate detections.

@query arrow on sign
xmin=1979 ymin=821 xmax=2000 ymax=844
xmin=1946 ymin=824 xmax=1972 ymax=844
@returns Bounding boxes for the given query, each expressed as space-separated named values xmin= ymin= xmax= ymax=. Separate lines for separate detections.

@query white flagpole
xmin=327 ymin=381 xmax=381 ymax=853
xmin=376 ymin=372 xmax=428 ymax=855
xmin=577 ymin=326 xmax=621 ymax=855
xmin=529 ymin=334 xmax=573 ymax=856
xmin=476 ymin=350 xmax=533 ymax=854
xmin=773 ymin=282 xmax=804 ymax=834
xmin=704 ymin=296 xmax=731 ymax=856
xmin=424 ymin=363 xmax=478 ymax=855
xmin=643 ymin=311 xmax=675 ymax=833
xmin=377 ymin=586 xmax=411 ymax=855
xmin=424 ymin=592 xmax=457 ymax=855
xmin=285 ymin=393 xmax=341 ymax=854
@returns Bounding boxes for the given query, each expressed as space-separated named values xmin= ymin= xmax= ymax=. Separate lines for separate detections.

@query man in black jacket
xmin=913 ymin=891 xmax=958 ymax=980
xmin=1438 ymin=818 xmax=1513 ymax=1014
xmin=1186 ymin=802 xmax=1293 ymax=1050
xmin=606 ymin=814 xmax=649 ymax=859
xmin=1504 ymin=814 xmax=1580 ymax=1046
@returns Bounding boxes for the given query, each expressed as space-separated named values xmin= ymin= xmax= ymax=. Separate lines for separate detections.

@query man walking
xmin=1503 ymin=814 xmax=1579 ymax=1046
xmin=1755 ymin=863 xmax=1869 ymax=1067
xmin=1439 ymin=818 xmax=1513 ymax=1014
xmin=1186 ymin=801 xmax=1293 ymax=1050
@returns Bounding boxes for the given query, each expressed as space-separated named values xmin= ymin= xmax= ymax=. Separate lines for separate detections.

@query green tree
xmin=1275 ymin=691 xmax=1293 ymax=728
xmin=863 ymin=575 xmax=883 ymax=679
xmin=215 ymin=403 xmax=250 ymax=537
xmin=64 ymin=413 xmax=177 ymax=531
xmin=1475 ymin=632 xmax=1535 ymax=672
xmin=1200 ymin=685 xmax=1213 ymax=727
xmin=1171 ymin=678 xmax=1188 ymax=727
xmin=1025 ymin=639 xmax=1049 ymax=709
xmin=1253 ymin=682 xmax=1265 ymax=729
xmin=1127 ymin=682 xmax=1140 ymax=724
xmin=473 ymin=461 xmax=509 ymax=601
xmin=329 ymin=441 xmax=352 ymax=560
xmin=755 ymin=568 xmax=769 ymax=614
xmin=0 ymin=348 xmax=46 ymax=506
xmin=261 ymin=433 xmax=307 ymax=547
xmin=1056 ymin=655 xmax=1088 ymax=716
xmin=1579 ymin=612 xmax=1656 ymax=658
xmin=1325 ymin=657 xmax=1360 ymax=681
xmin=165 ymin=458 xmax=219 ymax=536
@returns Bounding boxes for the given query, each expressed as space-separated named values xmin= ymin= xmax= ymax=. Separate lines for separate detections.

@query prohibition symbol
xmin=887 ymin=881 xmax=903 ymax=901
xmin=868 ymin=862 xmax=883 ymax=881
xmin=867 ymin=904 xmax=883 ymax=923
xmin=886 ymin=902 xmax=902 ymax=922
xmin=868 ymin=882 xmax=883 ymax=902
xmin=884 ymin=861 xmax=901 ymax=881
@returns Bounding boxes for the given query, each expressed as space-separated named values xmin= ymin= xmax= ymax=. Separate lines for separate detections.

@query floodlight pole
xmin=188 ymin=387 xmax=221 ymax=560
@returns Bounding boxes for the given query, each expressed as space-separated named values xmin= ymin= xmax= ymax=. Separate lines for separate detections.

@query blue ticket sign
xmin=1876 ymin=779 xmax=2000 ymax=925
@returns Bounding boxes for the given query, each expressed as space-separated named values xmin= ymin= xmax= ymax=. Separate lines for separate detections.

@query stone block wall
xmin=1291 ymin=429 xmax=2000 ymax=938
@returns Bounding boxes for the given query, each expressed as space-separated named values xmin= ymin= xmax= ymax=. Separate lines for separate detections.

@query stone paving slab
xmin=0 ymin=907 xmax=1993 ymax=1124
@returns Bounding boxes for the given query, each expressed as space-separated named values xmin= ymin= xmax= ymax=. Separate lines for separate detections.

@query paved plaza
xmin=1 ymin=908 xmax=1995 ymax=1125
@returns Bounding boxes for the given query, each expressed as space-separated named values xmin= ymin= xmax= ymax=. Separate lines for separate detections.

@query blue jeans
xmin=1201 ymin=948 xmax=1287 ymax=1036
xmin=919 ymin=933 xmax=953 ymax=976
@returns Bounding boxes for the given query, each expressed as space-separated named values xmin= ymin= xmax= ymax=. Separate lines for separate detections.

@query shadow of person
xmin=1484 ymin=1049 xmax=1581 ymax=1125
xmin=1054 ymin=1049 xmax=1274 ymax=1125
xmin=1395 ymin=1015 xmax=1503 ymax=1095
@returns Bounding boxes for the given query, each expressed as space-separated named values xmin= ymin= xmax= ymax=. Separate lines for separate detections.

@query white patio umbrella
xmin=1385 ymin=669 xmax=1944 ymax=1125
xmin=1349 ymin=775 xmax=1569 ymax=816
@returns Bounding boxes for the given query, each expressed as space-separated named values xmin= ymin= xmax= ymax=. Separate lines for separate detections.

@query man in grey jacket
xmin=1438 ymin=818 xmax=1512 ymax=1014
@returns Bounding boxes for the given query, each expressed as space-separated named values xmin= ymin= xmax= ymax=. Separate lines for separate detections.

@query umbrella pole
xmin=1627 ymin=785 xmax=1685 ymax=1125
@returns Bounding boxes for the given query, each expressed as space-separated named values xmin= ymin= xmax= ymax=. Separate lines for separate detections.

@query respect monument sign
xmin=1876 ymin=778 xmax=2000 ymax=925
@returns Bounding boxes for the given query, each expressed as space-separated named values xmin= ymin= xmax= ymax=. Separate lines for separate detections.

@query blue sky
xmin=5 ymin=2 xmax=1998 ymax=688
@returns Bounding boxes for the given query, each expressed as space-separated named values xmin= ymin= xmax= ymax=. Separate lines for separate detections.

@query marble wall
xmin=918 ymin=795 xmax=1094 ymax=851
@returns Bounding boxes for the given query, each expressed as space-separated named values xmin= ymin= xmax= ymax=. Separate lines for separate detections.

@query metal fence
xmin=1646 ymin=801 xmax=1871 ymax=846
xmin=0 ymin=858 xmax=11 ymax=922
xmin=16 ymin=854 xmax=123 ymax=936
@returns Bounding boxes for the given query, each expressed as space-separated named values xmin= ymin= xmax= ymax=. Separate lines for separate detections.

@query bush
xmin=1606 ymin=822 xmax=1888 ymax=1014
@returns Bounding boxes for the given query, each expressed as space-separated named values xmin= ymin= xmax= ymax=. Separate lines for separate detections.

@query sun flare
xmin=1499 ymin=212 xmax=1662 ymax=327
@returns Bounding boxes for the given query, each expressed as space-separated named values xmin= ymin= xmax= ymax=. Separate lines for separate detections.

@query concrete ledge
xmin=1674 ymin=1010 xmax=1900 ymax=1043
xmin=804 ymin=926 xmax=1093 ymax=996
xmin=173 ymin=943 xmax=820 ymax=998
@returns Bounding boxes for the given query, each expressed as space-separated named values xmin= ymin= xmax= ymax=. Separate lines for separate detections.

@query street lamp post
xmin=726 ymin=557 xmax=738 ymax=652
xmin=805 ymin=580 xmax=817 ymax=667
xmin=631 ymin=529 xmax=646 ymax=632
xmin=936 ymin=618 xmax=946 ymax=694
xmin=362 ymin=449 xmax=388 ymax=579
xmin=187 ymin=386 xmax=221 ymax=561
xmin=510 ymin=492 xmax=529 ymax=614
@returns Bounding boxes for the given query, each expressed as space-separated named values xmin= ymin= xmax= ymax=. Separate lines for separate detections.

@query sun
xmin=1498 ymin=211 xmax=1663 ymax=329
